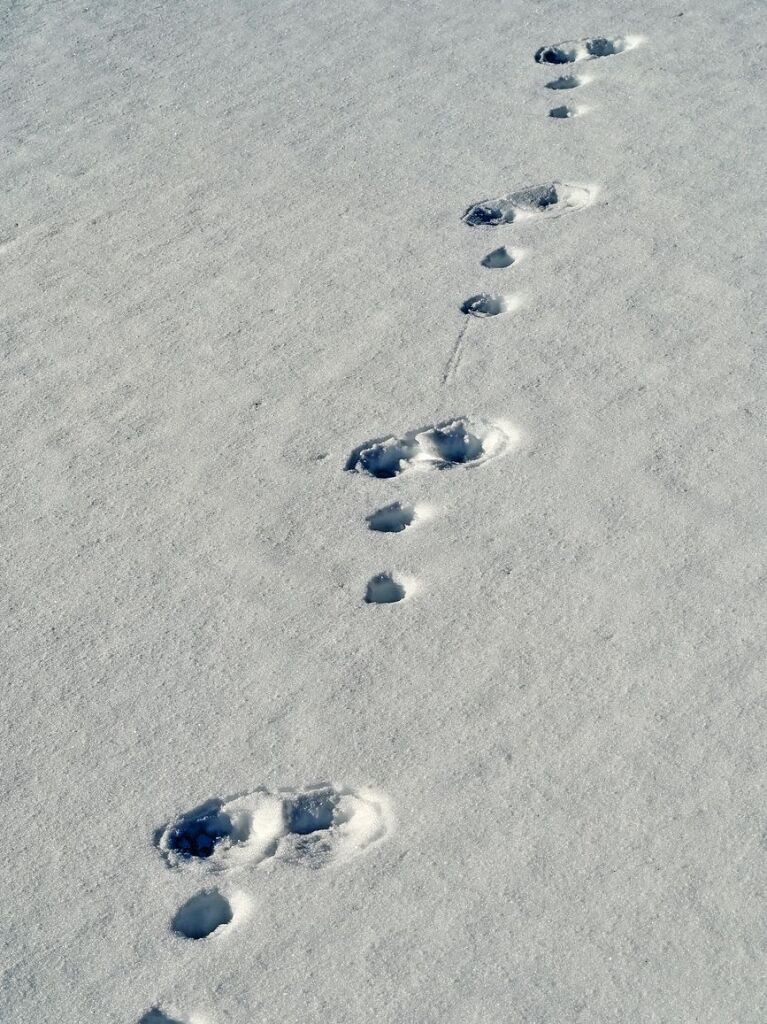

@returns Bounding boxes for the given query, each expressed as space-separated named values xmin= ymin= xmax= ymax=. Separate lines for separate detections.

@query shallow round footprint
xmin=365 ymin=572 xmax=408 ymax=604
xmin=345 ymin=436 xmax=419 ymax=479
xmin=367 ymin=502 xmax=417 ymax=533
xmin=535 ymin=35 xmax=640 ymax=64
xmin=481 ymin=246 xmax=518 ymax=269
xmin=546 ymin=74 xmax=588 ymax=90
xmin=288 ymin=790 xmax=339 ymax=834
xmin=162 ymin=800 xmax=234 ymax=862
xmin=549 ymin=104 xmax=581 ymax=119
xmin=415 ymin=417 xmax=517 ymax=470
xmin=461 ymin=293 xmax=514 ymax=317
xmin=171 ymin=889 xmax=234 ymax=940
xmin=139 ymin=1010 xmax=190 ymax=1024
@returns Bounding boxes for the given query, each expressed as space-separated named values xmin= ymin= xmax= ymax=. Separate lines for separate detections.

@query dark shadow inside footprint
xmin=529 ymin=184 xmax=559 ymax=209
xmin=461 ymin=294 xmax=508 ymax=317
xmin=288 ymin=791 xmax=339 ymax=835
xmin=367 ymin=502 xmax=416 ymax=533
xmin=549 ymin=105 xmax=576 ymax=118
xmin=535 ymin=44 xmax=577 ymax=64
xmin=365 ymin=573 xmax=407 ymax=604
xmin=172 ymin=890 xmax=233 ymax=940
xmin=462 ymin=202 xmax=509 ymax=227
xmin=587 ymin=37 xmax=625 ymax=57
xmin=422 ymin=422 xmax=485 ymax=465
xmin=162 ymin=800 xmax=233 ymax=860
xmin=546 ymin=74 xmax=583 ymax=90
xmin=344 ymin=439 xmax=417 ymax=479
xmin=481 ymin=246 xmax=515 ymax=269
xmin=139 ymin=1010 xmax=186 ymax=1024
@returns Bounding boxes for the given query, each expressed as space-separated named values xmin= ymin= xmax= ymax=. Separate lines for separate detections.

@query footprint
xmin=421 ymin=421 xmax=489 ymax=464
xmin=462 ymin=182 xmax=594 ymax=227
xmin=171 ymin=889 xmax=242 ymax=940
xmin=156 ymin=793 xmax=284 ymax=871
xmin=139 ymin=1010 xmax=201 ymax=1024
xmin=460 ymin=293 xmax=518 ymax=317
xmin=343 ymin=436 xmax=420 ymax=480
xmin=346 ymin=417 xmax=518 ymax=478
xmin=277 ymin=786 xmax=393 ymax=867
xmin=367 ymin=502 xmax=419 ymax=533
xmin=549 ymin=104 xmax=583 ymax=119
xmin=289 ymin=790 xmax=338 ymax=833
xmin=155 ymin=798 xmax=249 ymax=867
xmin=157 ymin=785 xmax=392 ymax=871
xmin=481 ymin=246 xmax=519 ymax=269
xmin=535 ymin=35 xmax=640 ymax=64
xmin=365 ymin=572 xmax=409 ymax=604
xmin=546 ymin=73 xmax=589 ymax=90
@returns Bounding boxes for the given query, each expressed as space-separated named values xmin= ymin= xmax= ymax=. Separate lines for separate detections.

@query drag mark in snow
xmin=535 ymin=35 xmax=641 ymax=64
xmin=462 ymin=182 xmax=594 ymax=227
xmin=347 ymin=418 xmax=519 ymax=477
xmin=442 ymin=320 xmax=469 ymax=384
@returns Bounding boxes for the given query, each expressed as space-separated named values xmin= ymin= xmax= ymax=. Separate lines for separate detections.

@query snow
xmin=1 ymin=0 xmax=765 ymax=1021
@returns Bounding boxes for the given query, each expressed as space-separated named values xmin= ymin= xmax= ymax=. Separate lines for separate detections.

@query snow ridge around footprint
xmin=157 ymin=785 xmax=392 ymax=871
xmin=462 ymin=182 xmax=594 ymax=227
xmin=346 ymin=417 xmax=519 ymax=479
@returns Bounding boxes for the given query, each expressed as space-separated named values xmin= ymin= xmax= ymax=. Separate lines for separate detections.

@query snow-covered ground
xmin=2 ymin=1 xmax=765 ymax=1021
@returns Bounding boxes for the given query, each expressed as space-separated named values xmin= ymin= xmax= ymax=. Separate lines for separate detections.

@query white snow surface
xmin=1 ymin=0 xmax=765 ymax=1021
